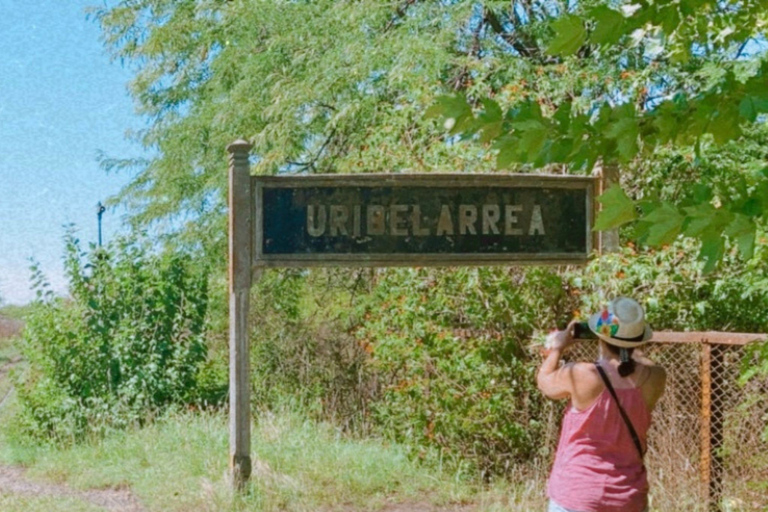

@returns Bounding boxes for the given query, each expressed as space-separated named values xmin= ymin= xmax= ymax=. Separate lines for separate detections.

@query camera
xmin=573 ymin=321 xmax=597 ymax=340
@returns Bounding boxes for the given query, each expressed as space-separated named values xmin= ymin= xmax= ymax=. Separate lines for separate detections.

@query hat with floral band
xmin=587 ymin=297 xmax=653 ymax=348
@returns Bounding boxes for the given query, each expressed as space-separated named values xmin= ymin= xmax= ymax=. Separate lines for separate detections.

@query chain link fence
xmin=554 ymin=337 xmax=768 ymax=512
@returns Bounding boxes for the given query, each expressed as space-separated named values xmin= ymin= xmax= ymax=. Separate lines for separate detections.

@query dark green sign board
xmin=253 ymin=174 xmax=596 ymax=267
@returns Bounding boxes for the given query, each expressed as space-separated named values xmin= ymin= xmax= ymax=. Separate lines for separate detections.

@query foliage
xmin=425 ymin=1 xmax=768 ymax=271
xmin=15 ymin=233 xmax=209 ymax=442
xmin=247 ymin=269 xmax=376 ymax=430
xmin=575 ymin=241 xmax=768 ymax=334
xmin=353 ymin=267 xmax=571 ymax=476
xmin=93 ymin=0 xmax=498 ymax=256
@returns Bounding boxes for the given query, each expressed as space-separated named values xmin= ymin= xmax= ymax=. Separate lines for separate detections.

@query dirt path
xmin=0 ymin=465 xmax=145 ymax=511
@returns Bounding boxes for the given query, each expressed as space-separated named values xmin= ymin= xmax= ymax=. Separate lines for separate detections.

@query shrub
xmin=342 ymin=266 xmax=572 ymax=477
xmin=248 ymin=269 xmax=377 ymax=430
xmin=16 ymin=232 xmax=209 ymax=442
xmin=246 ymin=239 xmax=768 ymax=477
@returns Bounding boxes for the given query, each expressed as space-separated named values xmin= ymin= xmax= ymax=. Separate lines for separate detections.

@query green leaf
xmin=734 ymin=196 xmax=762 ymax=217
xmin=682 ymin=203 xmax=729 ymax=237
xmin=547 ymin=16 xmax=587 ymax=56
xmin=518 ymin=128 xmax=548 ymax=163
xmin=477 ymin=100 xmax=504 ymax=142
xmin=724 ymin=214 xmax=756 ymax=260
xmin=606 ymin=117 xmax=640 ymax=162
xmin=495 ymin=135 xmax=519 ymax=169
xmin=657 ymin=4 xmax=681 ymax=35
xmin=594 ymin=185 xmax=637 ymax=230
xmin=545 ymin=137 xmax=574 ymax=163
xmin=478 ymin=121 xmax=503 ymax=143
xmin=426 ymin=94 xmax=474 ymax=135
xmin=425 ymin=94 xmax=470 ymax=120
xmin=692 ymin=184 xmax=713 ymax=203
xmin=699 ymin=231 xmax=724 ymax=274
xmin=553 ymin=101 xmax=572 ymax=132
xmin=642 ymin=202 xmax=684 ymax=245
xmin=511 ymin=119 xmax=547 ymax=133
xmin=709 ymin=104 xmax=741 ymax=145
xmin=651 ymin=102 xmax=681 ymax=144
xmin=739 ymin=95 xmax=768 ymax=123
xmin=590 ymin=6 xmax=624 ymax=46
xmin=479 ymin=99 xmax=502 ymax=122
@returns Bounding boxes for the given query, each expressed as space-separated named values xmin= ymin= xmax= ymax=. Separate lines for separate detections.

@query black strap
xmin=594 ymin=362 xmax=645 ymax=460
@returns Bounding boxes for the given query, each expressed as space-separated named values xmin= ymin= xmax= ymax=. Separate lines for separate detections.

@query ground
xmin=0 ymin=464 xmax=145 ymax=511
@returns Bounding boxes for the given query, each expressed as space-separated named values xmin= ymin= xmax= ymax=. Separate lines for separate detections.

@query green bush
xmin=245 ymin=240 xmax=768 ymax=477
xmin=16 ymin=233 xmax=209 ymax=442
xmin=244 ymin=266 xmax=575 ymax=476
xmin=248 ymin=269 xmax=376 ymax=430
xmin=353 ymin=267 xmax=570 ymax=477
xmin=573 ymin=240 xmax=768 ymax=334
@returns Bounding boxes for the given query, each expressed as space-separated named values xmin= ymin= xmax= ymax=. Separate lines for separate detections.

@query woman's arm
xmin=537 ymin=348 xmax=575 ymax=399
xmin=536 ymin=320 xmax=579 ymax=400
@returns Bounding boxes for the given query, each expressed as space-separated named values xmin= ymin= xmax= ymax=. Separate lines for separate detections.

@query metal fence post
xmin=701 ymin=341 xmax=726 ymax=512
xmin=700 ymin=341 xmax=713 ymax=508
xmin=228 ymin=139 xmax=253 ymax=489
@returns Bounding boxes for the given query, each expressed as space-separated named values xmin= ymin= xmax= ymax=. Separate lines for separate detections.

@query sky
xmin=0 ymin=0 xmax=142 ymax=305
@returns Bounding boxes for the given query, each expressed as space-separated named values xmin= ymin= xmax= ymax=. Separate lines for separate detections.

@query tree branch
xmin=484 ymin=7 xmax=534 ymax=58
xmin=735 ymin=38 xmax=752 ymax=60
xmin=287 ymin=128 xmax=338 ymax=173
xmin=384 ymin=0 xmax=418 ymax=32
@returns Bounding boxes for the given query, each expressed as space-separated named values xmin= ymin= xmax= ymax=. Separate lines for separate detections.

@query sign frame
xmin=252 ymin=173 xmax=597 ymax=268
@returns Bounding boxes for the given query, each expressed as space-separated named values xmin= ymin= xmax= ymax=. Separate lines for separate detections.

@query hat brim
xmin=587 ymin=312 xmax=653 ymax=348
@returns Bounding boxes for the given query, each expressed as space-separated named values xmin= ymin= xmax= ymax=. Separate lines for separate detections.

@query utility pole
xmin=97 ymin=201 xmax=106 ymax=247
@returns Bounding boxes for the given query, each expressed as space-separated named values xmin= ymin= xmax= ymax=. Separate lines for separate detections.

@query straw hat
xmin=587 ymin=297 xmax=653 ymax=348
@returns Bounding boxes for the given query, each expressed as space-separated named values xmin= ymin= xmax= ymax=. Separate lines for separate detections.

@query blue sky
xmin=0 ymin=0 xmax=141 ymax=305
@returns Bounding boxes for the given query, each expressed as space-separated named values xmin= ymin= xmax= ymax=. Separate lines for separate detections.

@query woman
xmin=537 ymin=297 xmax=667 ymax=512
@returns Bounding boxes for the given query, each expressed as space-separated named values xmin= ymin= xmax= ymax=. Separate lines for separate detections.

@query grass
xmin=0 ymin=407 xmax=548 ymax=511
xmin=0 ymin=305 xmax=541 ymax=510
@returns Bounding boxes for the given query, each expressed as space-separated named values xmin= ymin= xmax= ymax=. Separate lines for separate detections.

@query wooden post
xmin=592 ymin=160 xmax=620 ymax=253
xmin=228 ymin=139 xmax=253 ymax=489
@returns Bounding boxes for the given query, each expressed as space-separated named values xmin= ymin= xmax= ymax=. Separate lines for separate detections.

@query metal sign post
xmin=97 ymin=201 xmax=106 ymax=247
xmin=226 ymin=140 xmax=598 ymax=488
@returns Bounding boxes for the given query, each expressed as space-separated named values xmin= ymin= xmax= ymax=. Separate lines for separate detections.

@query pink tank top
xmin=547 ymin=363 xmax=651 ymax=512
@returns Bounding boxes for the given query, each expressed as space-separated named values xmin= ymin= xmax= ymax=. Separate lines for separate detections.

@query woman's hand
xmin=544 ymin=320 xmax=580 ymax=351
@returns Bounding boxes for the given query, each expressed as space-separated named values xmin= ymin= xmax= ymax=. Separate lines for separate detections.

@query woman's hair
xmin=604 ymin=342 xmax=636 ymax=377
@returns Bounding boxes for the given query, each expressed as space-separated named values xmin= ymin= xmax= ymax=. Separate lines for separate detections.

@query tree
xmin=96 ymin=1 xmax=768 ymax=271
xmin=94 ymin=0 xmax=490 ymax=257
xmin=84 ymin=2 xmax=665 ymax=253
xmin=427 ymin=0 xmax=768 ymax=271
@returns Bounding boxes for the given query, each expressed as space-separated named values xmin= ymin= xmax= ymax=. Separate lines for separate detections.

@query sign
xmin=253 ymin=174 xmax=596 ymax=267
xmin=228 ymin=139 xmax=600 ymax=490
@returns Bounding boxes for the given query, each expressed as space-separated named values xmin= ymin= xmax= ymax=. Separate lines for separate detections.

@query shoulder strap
xmin=594 ymin=362 xmax=645 ymax=460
